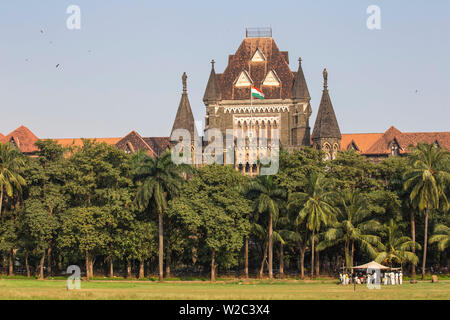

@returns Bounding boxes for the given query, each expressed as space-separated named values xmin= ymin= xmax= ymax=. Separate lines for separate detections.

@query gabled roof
xmin=365 ymin=126 xmax=450 ymax=155
xmin=262 ymin=69 xmax=281 ymax=86
xmin=251 ymin=48 xmax=266 ymax=62
xmin=216 ymin=37 xmax=296 ymax=100
xmin=115 ymin=131 xmax=155 ymax=156
xmin=292 ymin=58 xmax=310 ymax=100
xmin=171 ymin=72 xmax=198 ymax=141
xmin=312 ymin=69 xmax=341 ymax=140
xmin=341 ymin=133 xmax=384 ymax=153
xmin=203 ymin=61 xmax=222 ymax=103
xmin=143 ymin=137 xmax=170 ymax=156
xmin=0 ymin=125 xmax=39 ymax=153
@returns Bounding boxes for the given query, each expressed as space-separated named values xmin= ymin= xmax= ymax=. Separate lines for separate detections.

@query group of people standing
xmin=382 ymin=271 xmax=403 ymax=285
xmin=339 ymin=270 xmax=403 ymax=285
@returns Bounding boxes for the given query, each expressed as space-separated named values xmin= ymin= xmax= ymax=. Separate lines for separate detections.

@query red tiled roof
xmin=341 ymin=133 xmax=384 ymax=153
xmin=0 ymin=126 xmax=39 ymax=153
xmin=54 ymin=137 xmax=121 ymax=147
xmin=363 ymin=126 xmax=450 ymax=155
xmin=115 ymin=131 xmax=156 ymax=156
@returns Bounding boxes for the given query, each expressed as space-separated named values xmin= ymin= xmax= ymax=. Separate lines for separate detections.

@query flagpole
xmin=250 ymin=84 xmax=253 ymax=139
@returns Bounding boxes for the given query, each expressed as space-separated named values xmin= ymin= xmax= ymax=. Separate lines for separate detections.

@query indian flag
xmin=251 ymin=86 xmax=264 ymax=100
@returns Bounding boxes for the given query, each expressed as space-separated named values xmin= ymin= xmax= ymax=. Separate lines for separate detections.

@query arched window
xmin=323 ymin=142 xmax=332 ymax=161
xmin=332 ymin=143 xmax=339 ymax=160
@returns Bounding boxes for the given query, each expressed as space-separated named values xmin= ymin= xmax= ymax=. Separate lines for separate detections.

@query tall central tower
xmin=202 ymin=30 xmax=312 ymax=172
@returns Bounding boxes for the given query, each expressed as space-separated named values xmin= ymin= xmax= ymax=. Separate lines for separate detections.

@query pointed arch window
xmin=323 ymin=142 xmax=332 ymax=161
xmin=332 ymin=143 xmax=339 ymax=160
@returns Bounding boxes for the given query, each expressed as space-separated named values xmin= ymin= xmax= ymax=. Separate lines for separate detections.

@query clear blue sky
xmin=0 ymin=0 xmax=449 ymax=138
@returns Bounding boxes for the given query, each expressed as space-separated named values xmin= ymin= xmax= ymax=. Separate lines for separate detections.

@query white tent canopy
xmin=351 ymin=261 xmax=390 ymax=270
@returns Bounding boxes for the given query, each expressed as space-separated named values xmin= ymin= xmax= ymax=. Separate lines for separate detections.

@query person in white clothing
xmin=395 ymin=272 xmax=399 ymax=285
xmin=390 ymin=272 xmax=395 ymax=285
xmin=399 ymin=271 xmax=403 ymax=285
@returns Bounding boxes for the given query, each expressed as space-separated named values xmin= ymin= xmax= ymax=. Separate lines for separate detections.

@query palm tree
xmin=132 ymin=150 xmax=189 ymax=282
xmin=404 ymin=143 xmax=449 ymax=280
xmin=321 ymin=189 xmax=383 ymax=268
xmin=245 ymin=175 xmax=285 ymax=279
xmin=429 ymin=224 xmax=450 ymax=252
xmin=289 ymin=171 xmax=338 ymax=279
xmin=0 ymin=143 xmax=26 ymax=217
xmin=375 ymin=219 xmax=420 ymax=268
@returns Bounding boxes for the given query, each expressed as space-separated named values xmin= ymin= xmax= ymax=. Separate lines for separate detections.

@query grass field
xmin=0 ymin=279 xmax=449 ymax=300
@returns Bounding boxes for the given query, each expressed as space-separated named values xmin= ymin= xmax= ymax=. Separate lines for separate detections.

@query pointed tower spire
xmin=170 ymin=72 xmax=198 ymax=140
xmin=203 ymin=59 xmax=221 ymax=103
xmin=292 ymin=57 xmax=310 ymax=100
xmin=312 ymin=68 xmax=341 ymax=142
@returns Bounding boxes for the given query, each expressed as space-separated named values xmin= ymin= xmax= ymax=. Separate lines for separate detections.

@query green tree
xmin=377 ymin=156 xmax=418 ymax=278
xmin=289 ymin=171 xmax=337 ymax=279
xmin=429 ymin=223 xmax=450 ymax=252
xmin=245 ymin=175 xmax=285 ymax=279
xmin=321 ymin=189 xmax=382 ymax=268
xmin=59 ymin=140 xmax=132 ymax=279
xmin=132 ymin=150 xmax=187 ymax=282
xmin=169 ymin=165 xmax=251 ymax=282
xmin=404 ymin=143 xmax=449 ymax=279
xmin=375 ymin=219 xmax=420 ymax=268
xmin=22 ymin=200 xmax=59 ymax=279
xmin=0 ymin=143 xmax=26 ymax=217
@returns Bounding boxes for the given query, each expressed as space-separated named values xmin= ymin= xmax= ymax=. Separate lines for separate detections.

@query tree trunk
xmin=311 ymin=229 xmax=315 ymax=280
xmin=127 ymin=260 xmax=132 ymax=278
xmin=268 ymin=210 xmax=273 ymax=279
xmin=244 ymin=236 xmax=249 ymax=279
xmin=109 ymin=257 xmax=114 ymax=278
xmin=25 ymin=252 xmax=30 ymax=278
xmin=345 ymin=239 xmax=351 ymax=268
xmin=259 ymin=240 xmax=268 ymax=278
xmin=47 ymin=247 xmax=52 ymax=277
xmin=39 ymin=251 xmax=45 ymax=279
xmin=422 ymin=206 xmax=429 ymax=281
xmin=410 ymin=210 xmax=416 ymax=279
xmin=139 ymin=260 xmax=145 ymax=279
xmin=211 ymin=248 xmax=216 ymax=282
xmin=279 ymin=242 xmax=284 ymax=278
xmin=85 ymin=251 xmax=90 ymax=280
xmin=315 ymin=250 xmax=320 ymax=277
xmin=166 ymin=237 xmax=171 ymax=278
xmin=8 ymin=249 xmax=14 ymax=276
xmin=158 ymin=209 xmax=164 ymax=282
xmin=90 ymin=259 xmax=94 ymax=278
xmin=58 ymin=255 xmax=63 ymax=271
xmin=351 ymin=241 xmax=355 ymax=268
xmin=0 ymin=187 xmax=3 ymax=217
xmin=299 ymin=246 xmax=305 ymax=279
